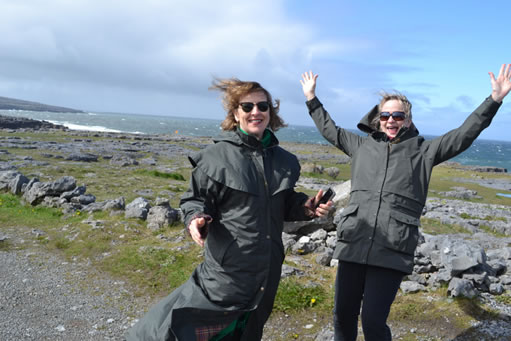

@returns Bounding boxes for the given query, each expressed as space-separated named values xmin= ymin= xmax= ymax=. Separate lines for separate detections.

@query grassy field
xmin=1 ymin=129 xmax=511 ymax=340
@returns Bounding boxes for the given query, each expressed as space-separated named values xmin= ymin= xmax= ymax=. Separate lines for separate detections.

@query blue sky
xmin=0 ymin=0 xmax=510 ymax=140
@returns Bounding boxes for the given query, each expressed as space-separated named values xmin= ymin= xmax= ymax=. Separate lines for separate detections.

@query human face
xmin=235 ymin=91 xmax=270 ymax=139
xmin=379 ymin=99 xmax=411 ymax=139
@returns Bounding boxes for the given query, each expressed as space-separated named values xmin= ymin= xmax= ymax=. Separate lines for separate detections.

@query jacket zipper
xmin=365 ymin=142 xmax=390 ymax=263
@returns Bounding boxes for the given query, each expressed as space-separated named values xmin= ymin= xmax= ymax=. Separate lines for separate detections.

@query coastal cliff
xmin=0 ymin=96 xmax=82 ymax=113
xmin=0 ymin=114 xmax=66 ymax=130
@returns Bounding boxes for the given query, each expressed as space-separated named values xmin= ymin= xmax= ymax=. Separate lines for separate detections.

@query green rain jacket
xmin=126 ymin=129 xmax=311 ymax=341
xmin=306 ymin=96 xmax=501 ymax=274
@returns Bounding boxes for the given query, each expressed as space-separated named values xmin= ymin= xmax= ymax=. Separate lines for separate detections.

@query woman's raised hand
xmin=489 ymin=63 xmax=511 ymax=103
xmin=300 ymin=71 xmax=319 ymax=101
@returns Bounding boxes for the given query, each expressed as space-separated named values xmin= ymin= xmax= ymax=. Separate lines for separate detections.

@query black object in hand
xmin=315 ymin=188 xmax=335 ymax=208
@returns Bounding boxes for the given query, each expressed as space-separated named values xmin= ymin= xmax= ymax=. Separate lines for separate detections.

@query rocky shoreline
xmin=1 ymin=119 xmax=511 ymax=340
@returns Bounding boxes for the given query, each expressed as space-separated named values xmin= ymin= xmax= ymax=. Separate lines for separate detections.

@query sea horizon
xmin=2 ymin=109 xmax=511 ymax=172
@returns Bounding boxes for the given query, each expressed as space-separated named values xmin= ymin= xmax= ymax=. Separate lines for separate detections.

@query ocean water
xmin=2 ymin=109 xmax=511 ymax=171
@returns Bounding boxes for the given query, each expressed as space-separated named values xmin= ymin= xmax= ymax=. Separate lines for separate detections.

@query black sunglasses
xmin=380 ymin=111 xmax=406 ymax=121
xmin=239 ymin=101 xmax=270 ymax=113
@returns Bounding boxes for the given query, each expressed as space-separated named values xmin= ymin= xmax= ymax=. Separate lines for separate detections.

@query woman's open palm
xmin=489 ymin=63 xmax=511 ymax=103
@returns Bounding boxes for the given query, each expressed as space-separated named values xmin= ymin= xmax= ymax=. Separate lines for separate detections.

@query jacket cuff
xmin=486 ymin=95 xmax=503 ymax=109
xmin=306 ymin=97 xmax=322 ymax=113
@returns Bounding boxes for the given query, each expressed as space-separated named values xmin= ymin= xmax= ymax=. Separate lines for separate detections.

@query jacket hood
xmin=356 ymin=105 xmax=420 ymax=137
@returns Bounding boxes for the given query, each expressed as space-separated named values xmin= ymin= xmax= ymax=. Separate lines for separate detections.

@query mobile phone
xmin=315 ymin=187 xmax=335 ymax=208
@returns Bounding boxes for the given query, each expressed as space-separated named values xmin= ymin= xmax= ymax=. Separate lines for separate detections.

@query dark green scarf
xmin=239 ymin=127 xmax=271 ymax=148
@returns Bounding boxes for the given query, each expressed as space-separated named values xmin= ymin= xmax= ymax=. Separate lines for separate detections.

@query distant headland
xmin=0 ymin=96 xmax=83 ymax=113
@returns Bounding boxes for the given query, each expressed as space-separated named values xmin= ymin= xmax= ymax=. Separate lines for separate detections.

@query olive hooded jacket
xmin=126 ymin=129 xmax=311 ymax=341
xmin=306 ymin=96 xmax=501 ymax=274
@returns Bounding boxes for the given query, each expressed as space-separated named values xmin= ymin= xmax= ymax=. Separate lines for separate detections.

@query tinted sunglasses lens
xmin=240 ymin=103 xmax=255 ymax=113
xmin=380 ymin=112 xmax=391 ymax=121
xmin=240 ymin=102 xmax=269 ymax=113
xmin=380 ymin=112 xmax=405 ymax=121
xmin=392 ymin=112 xmax=405 ymax=121
xmin=256 ymin=102 xmax=269 ymax=112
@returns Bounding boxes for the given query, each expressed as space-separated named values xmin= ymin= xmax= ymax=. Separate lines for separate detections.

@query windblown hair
xmin=209 ymin=78 xmax=287 ymax=132
xmin=371 ymin=91 xmax=413 ymax=131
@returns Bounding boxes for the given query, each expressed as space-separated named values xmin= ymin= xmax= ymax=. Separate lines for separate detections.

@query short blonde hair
xmin=371 ymin=91 xmax=413 ymax=130
xmin=210 ymin=78 xmax=287 ymax=132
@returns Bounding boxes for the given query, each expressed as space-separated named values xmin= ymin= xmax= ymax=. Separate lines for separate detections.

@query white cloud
xmin=0 ymin=0 xmax=320 ymax=101
xmin=1 ymin=0 xmax=508 ymax=141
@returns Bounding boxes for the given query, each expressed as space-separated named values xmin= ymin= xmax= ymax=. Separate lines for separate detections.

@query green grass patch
xmin=459 ymin=212 xmax=508 ymax=222
xmin=429 ymin=166 xmax=511 ymax=205
xmin=102 ymin=241 xmax=201 ymax=295
xmin=135 ymin=169 xmax=186 ymax=181
xmin=478 ymin=224 xmax=508 ymax=238
xmin=420 ymin=217 xmax=472 ymax=235
xmin=273 ymin=277 xmax=328 ymax=312
xmin=0 ymin=193 xmax=82 ymax=227
xmin=459 ymin=212 xmax=476 ymax=220
xmin=494 ymin=294 xmax=511 ymax=305
xmin=389 ymin=289 xmax=498 ymax=339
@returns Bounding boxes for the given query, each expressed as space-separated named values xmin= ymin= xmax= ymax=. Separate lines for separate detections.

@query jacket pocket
xmin=384 ymin=211 xmax=420 ymax=255
xmin=337 ymin=204 xmax=359 ymax=242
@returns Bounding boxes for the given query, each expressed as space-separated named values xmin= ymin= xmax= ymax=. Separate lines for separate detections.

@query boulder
xmin=125 ymin=197 xmax=151 ymax=220
xmin=9 ymin=173 xmax=29 ymax=195
xmin=448 ymin=278 xmax=477 ymax=298
xmin=400 ymin=281 xmax=427 ymax=294
xmin=70 ymin=194 xmax=96 ymax=205
xmin=60 ymin=185 xmax=87 ymax=201
xmin=146 ymin=205 xmax=178 ymax=230
xmin=22 ymin=181 xmax=52 ymax=205
xmin=110 ymin=155 xmax=139 ymax=167
xmin=65 ymin=153 xmax=98 ymax=162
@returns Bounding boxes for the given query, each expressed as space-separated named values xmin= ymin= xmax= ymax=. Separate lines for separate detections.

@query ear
xmin=231 ymin=109 xmax=239 ymax=122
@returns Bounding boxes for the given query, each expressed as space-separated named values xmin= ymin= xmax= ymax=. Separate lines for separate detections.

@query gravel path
xmin=0 ymin=227 xmax=152 ymax=341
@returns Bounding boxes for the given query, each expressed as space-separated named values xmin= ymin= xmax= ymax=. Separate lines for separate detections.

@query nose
xmin=248 ymin=108 xmax=261 ymax=116
xmin=387 ymin=115 xmax=399 ymax=123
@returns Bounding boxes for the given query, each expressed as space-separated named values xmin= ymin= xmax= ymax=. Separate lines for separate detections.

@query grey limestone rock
xmin=65 ymin=153 xmax=98 ymax=162
xmin=448 ymin=278 xmax=478 ymax=298
xmin=315 ymin=248 xmax=334 ymax=266
xmin=110 ymin=155 xmax=139 ymax=167
xmin=70 ymin=194 xmax=96 ymax=205
xmin=400 ymin=281 xmax=427 ymax=294
xmin=8 ymin=173 xmax=29 ymax=195
xmin=146 ymin=205 xmax=178 ymax=230
xmin=125 ymin=197 xmax=151 ymax=220
xmin=60 ymin=185 xmax=87 ymax=200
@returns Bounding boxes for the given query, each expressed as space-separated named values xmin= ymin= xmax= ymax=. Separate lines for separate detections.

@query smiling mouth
xmin=386 ymin=126 xmax=399 ymax=134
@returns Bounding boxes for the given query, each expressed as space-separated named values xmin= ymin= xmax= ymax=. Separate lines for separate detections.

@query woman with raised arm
xmin=300 ymin=64 xmax=511 ymax=341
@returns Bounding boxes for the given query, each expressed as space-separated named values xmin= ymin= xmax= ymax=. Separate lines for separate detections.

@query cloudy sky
xmin=1 ymin=0 xmax=510 ymax=140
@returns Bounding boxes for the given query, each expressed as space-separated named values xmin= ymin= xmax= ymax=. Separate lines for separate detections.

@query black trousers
xmin=333 ymin=261 xmax=405 ymax=341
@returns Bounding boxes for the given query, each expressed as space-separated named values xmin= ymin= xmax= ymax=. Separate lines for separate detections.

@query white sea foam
xmin=48 ymin=120 xmax=122 ymax=133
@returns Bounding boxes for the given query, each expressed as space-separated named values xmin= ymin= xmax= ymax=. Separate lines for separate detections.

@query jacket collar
xmin=214 ymin=129 xmax=279 ymax=149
